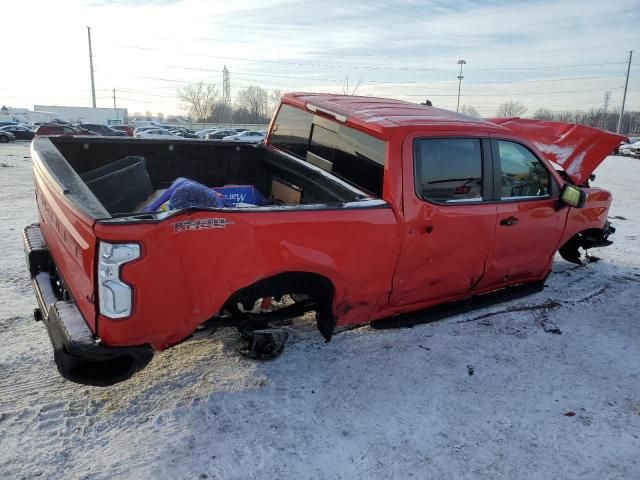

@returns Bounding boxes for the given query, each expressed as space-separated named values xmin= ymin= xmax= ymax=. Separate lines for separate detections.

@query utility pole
xmin=617 ymin=50 xmax=633 ymax=133
xmin=87 ymin=26 xmax=96 ymax=108
xmin=599 ymin=90 xmax=611 ymax=128
xmin=222 ymin=65 xmax=231 ymax=122
xmin=456 ymin=59 xmax=466 ymax=112
xmin=113 ymin=88 xmax=118 ymax=122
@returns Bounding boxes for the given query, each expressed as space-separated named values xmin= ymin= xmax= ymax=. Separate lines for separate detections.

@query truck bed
xmin=43 ymin=136 xmax=367 ymax=217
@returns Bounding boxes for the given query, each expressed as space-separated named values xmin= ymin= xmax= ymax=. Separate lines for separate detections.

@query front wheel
xmin=0 ymin=136 xmax=9 ymax=143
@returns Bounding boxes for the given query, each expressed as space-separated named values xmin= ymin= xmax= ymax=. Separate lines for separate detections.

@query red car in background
xmin=110 ymin=125 xmax=134 ymax=136
xmin=34 ymin=123 xmax=96 ymax=136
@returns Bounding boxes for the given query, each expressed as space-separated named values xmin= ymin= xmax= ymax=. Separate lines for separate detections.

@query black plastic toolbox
xmin=81 ymin=156 xmax=153 ymax=214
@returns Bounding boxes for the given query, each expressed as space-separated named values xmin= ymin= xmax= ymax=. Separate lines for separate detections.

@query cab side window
xmin=414 ymin=138 xmax=483 ymax=202
xmin=497 ymin=141 xmax=551 ymax=198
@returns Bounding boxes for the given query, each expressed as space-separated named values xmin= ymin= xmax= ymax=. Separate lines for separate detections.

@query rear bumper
xmin=23 ymin=223 xmax=153 ymax=386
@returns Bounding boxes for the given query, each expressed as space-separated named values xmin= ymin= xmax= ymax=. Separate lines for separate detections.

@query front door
xmin=390 ymin=135 xmax=497 ymax=308
xmin=476 ymin=139 xmax=567 ymax=290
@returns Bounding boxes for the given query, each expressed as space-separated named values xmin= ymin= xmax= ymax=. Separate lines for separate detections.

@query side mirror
xmin=560 ymin=184 xmax=586 ymax=208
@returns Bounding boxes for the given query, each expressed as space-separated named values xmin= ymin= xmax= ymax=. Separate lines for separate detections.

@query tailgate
xmin=32 ymin=139 xmax=100 ymax=332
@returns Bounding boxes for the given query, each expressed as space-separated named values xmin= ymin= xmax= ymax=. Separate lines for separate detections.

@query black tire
xmin=0 ymin=135 xmax=9 ymax=143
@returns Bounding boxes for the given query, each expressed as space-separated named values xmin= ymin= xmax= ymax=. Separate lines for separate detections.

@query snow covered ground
xmin=1 ymin=141 xmax=639 ymax=480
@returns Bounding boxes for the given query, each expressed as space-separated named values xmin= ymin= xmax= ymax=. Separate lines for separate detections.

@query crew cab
xmin=24 ymin=93 xmax=623 ymax=385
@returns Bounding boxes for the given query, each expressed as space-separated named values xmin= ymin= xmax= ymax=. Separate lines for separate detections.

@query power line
xmin=113 ymin=43 xmax=628 ymax=73
xmin=98 ymin=67 xmax=628 ymax=95
xmin=106 ymin=74 xmax=283 ymax=91
xmin=473 ymin=61 xmax=626 ymax=71
xmin=471 ymin=74 xmax=624 ymax=85
xmin=165 ymin=65 xmax=346 ymax=83
xmin=162 ymin=64 xmax=627 ymax=87
xmin=356 ymin=88 xmax=625 ymax=97
xmin=114 ymin=96 xmax=162 ymax=104
xmin=114 ymin=44 xmax=440 ymax=71
xmin=108 ymin=31 xmax=628 ymax=61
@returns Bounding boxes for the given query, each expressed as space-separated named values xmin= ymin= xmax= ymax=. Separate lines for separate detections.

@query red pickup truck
xmin=24 ymin=93 xmax=624 ymax=385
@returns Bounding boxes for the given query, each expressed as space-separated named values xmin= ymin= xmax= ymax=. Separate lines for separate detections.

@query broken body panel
xmin=488 ymin=117 xmax=627 ymax=185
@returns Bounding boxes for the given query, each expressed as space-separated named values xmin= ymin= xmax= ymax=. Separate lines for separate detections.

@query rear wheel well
xmin=222 ymin=272 xmax=336 ymax=341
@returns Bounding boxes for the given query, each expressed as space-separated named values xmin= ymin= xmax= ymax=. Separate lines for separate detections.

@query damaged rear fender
xmin=221 ymin=271 xmax=337 ymax=341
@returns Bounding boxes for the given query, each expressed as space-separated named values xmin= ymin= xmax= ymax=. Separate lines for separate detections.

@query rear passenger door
xmin=475 ymin=139 xmax=565 ymax=289
xmin=391 ymin=135 xmax=497 ymax=307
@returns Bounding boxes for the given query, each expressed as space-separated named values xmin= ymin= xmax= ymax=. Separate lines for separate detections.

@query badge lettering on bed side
xmin=173 ymin=218 xmax=234 ymax=232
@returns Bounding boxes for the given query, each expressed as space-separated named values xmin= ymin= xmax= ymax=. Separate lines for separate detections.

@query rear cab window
xmin=269 ymin=104 xmax=386 ymax=197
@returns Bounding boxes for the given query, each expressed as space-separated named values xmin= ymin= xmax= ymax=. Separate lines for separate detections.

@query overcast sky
xmin=3 ymin=0 xmax=639 ymax=117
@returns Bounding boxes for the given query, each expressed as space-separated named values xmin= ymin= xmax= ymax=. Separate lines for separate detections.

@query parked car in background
xmin=166 ymin=128 xmax=198 ymax=139
xmin=222 ymin=131 xmax=265 ymax=143
xmin=206 ymin=129 xmax=238 ymax=140
xmin=0 ymin=130 xmax=15 ymax=143
xmin=618 ymin=137 xmax=640 ymax=156
xmin=34 ymin=124 xmax=96 ymax=137
xmin=0 ymin=121 xmax=19 ymax=127
xmin=135 ymin=128 xmax=182 ymax=139
xmin=110 ymin=125 xmax=134 ymax=136
xmin=171 ymin=126 xmax=196 ymax=134
xmin=195 ymin=128 xmax=220 ymax=138
xmin=0 ymin=124 xmax=34 ymax=140
xmin=133 ymin=126 xmax=161 ymax=136
xmin=132 ymin=120 xmax=164 ymax=129
xmin=77 ymin=124 xmax=128 ymax=137
xmin=629 ymin=141 xmax=640 ymax=157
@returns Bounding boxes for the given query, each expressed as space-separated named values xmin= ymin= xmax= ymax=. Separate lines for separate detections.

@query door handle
xmin=499 ymin=216 xmax=519 ymax=226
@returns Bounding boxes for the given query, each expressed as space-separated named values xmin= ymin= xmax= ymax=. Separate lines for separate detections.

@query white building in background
xmin=0 ymin=105 xmax=128 ymax=125
xmin=0 ymin=106 xmax=57 ymax=124
xmin=34 ymin=105 xmax=128 ymax=125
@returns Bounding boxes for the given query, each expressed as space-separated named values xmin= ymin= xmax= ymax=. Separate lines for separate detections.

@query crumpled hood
xmin=488 ymin=117 xmax=628 ymax=185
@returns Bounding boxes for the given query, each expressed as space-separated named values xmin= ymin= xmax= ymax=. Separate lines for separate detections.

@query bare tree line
xmin=460 ymin=100 xmax=639 ymax=134
xmin=176 ymin=82 xmax=281 ymax=124
xmin=169 ymin=83 xmax=639 ymax=134
xmin=531 ymin=106 xmax=640 ymax=134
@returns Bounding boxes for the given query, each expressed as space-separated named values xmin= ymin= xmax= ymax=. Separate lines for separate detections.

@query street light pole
xmin=456 ymin=59 xmax=466 ymax=113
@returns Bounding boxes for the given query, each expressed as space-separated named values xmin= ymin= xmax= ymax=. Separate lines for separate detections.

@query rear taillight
xmin=97 ymin=242 xmax=140 ymax=319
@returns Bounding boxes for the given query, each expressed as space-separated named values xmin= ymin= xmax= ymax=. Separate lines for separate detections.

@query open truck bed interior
xmin=40 ymin=136 xmax=370 ymax=218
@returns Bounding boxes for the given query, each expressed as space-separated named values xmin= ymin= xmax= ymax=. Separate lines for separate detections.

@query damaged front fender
xmin=559 ymin=222 xmax=616 ymax=264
